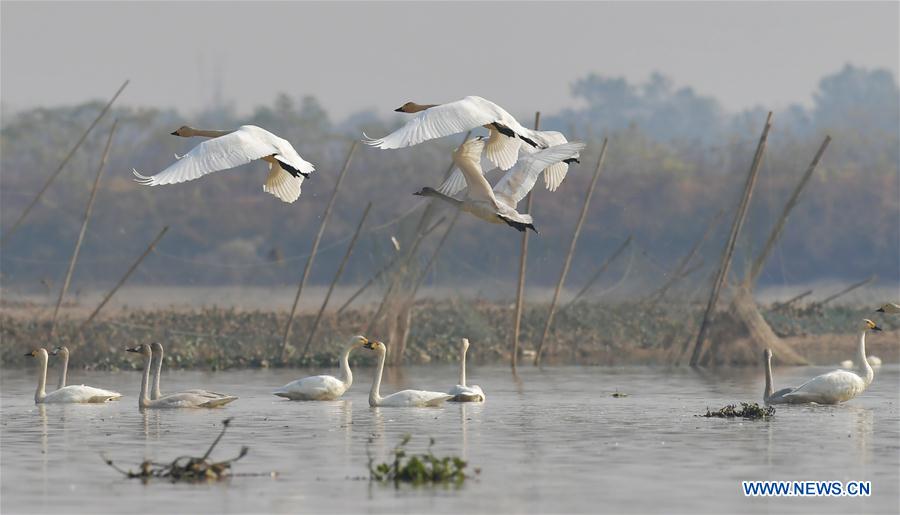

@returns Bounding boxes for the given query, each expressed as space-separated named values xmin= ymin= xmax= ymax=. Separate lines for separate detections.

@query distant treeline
xmin=1 ymin=65 xmax=898 ymax=294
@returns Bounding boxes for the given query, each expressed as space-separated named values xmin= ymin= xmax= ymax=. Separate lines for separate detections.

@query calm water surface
xmin=1 ymin=364 xmax=898 ymax=514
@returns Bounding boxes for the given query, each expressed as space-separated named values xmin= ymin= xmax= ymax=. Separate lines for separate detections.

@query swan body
xmin=448 ymin=338 xmax=485 ymax=402
xmin=133 ymin=125 xmax=315 ymax=203
xmin=127 ymin=343 xmax=237 ymax=409
xmin=417 ymin=137 xmax=585 ymax=232
xmin=273 ymin=336 xmax=368 ymax=400
xmin=763 ymin=348 xmax=798 ymax=405
xmin=150 ymin=342 xmax=225 ymax=400
xmin=876 ymin=302 xmax=900 ymax=314
xmin=363 ymin=341 xmax=452 ymax=407
xmin=26 ymin=349 xmax=121 ymax=404
xmin=781 ymin=319 xmax=881 ymax=404
xmin=364 ymin=96 xmax=541 ymax=170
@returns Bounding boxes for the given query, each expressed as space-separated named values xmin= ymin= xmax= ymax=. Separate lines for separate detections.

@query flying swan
xmin=272 ymin=335 xmax=369 ymax=401
xmin=364 ymin=96 xmax=551 ymax=171
xmin=133 ymin=125 xmax=315 ymax=203
xmin=126 ymin=343 xmax=237 ymax=409
xmin=362 ymin=340 xmax=452 ymax=407
xmin=414 ymin=136 xmax=585 ymax=232
xmin=448 ymin=338 xmax=485 ymax=402
xmin=778 ymin=319 xmax=882 ymax=404
xmin=25 ymin=348 xmax=122 ymax=404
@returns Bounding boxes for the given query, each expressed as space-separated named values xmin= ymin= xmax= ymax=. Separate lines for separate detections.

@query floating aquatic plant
xmin=101 ymin=418 xmax=262 ymax=483
xmin=611 ymin=390 xmax=628 ymax=398
xmin=368 ymin=434 xmax=473 ymax=485
xmin=701 ymin=402 xmax=775 ymax=420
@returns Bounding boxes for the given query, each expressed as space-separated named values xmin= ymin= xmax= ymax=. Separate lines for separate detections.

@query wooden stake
xmin=50 ymin=120 xmax=118 ymax=336
xmin=280 ymin=141 xmax=357 ymax=361
xmin=511 ymin=112 xmax=540 ymax=372
xmin=1 ymin=80 xmax=128 ymax=248
xmin=815 ymin=275 xmax=875 ymax=308
xmin=746 ymin=135 xmax=831 ymax=286
xmin=561 ymin=235 xmax=632 ymax=312
xmin=534 ymin=137 xmax=608 ymax=366
xmin=689 ymin=112 xmax=773 ymax=367
xmin=81 ymin=226 xmax=169 ymax=328
xmin=299 ymin=202 xmax=372 ymax=360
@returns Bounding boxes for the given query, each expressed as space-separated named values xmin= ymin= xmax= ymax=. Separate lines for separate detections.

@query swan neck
xmin=369 ymin=347 xmax=386 ymax=406
xmin=858 ymin=330 xmax=874 ymax=386
xmin=763 ymin=353 xmax=773 ymax=401
xmin=339 ymin=344 xmax=354 ymax=389
xmin=57 ymin=349 xmax=69 ymax=389
xmin=187 ymin=128 xmax=230 ymax=138
xmin=35 ymin=351 xmax=48 ymax=403
xmin=139 ymin=353 xmax=152 ymax=409
xmin=152 ymin=347 xmax=163 ymax=400
xmin=459 ymin=345 xmax=467 ymax=387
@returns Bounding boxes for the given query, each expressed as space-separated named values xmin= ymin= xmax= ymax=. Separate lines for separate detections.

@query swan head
xmin=24 ymin=348 xmax=47 ymax=359
xmin=352 ymin=335 xmax=370 ymax=347
xmin=763 ymin=348 xmax=773 ymax=360
xmin=362 ymin=340 xmax=386 ymax=352
xmin=861 ymin=319 xmax=882 ymax=332
xmin=170 ymin=125 xmax=194 ymax=137
xmin=125 ymin=343 xmax=152 ymax=356
xmin=461 ymin=338 xmax=470 ymax=351
xmin=151 ymin=342 xmax=164 ymax=355
xmin=50 ymin=346 xmax=69 ymax=357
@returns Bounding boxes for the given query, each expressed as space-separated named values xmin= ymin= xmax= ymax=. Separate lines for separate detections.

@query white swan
xmin=415 ymin=136 xmax=585 ymax=232
xmin=780 ymin=319 xmax=881 ymax=404
xmin=272 ymin=335 xmax=368 ymax=400
xmin=448 ymin=338 xmax=485 ymax=402
xmin=25 ymin=349 xmax=122 ymax=404
xmin=362 ymin=340 xmax=452 ymax=407
xmin=150 ymin=342 xmax=226 ymax=400
xmin=876 ymin=302 xmax=900 ymax=314
xmin=126 ymin=343 xmax=237 ymax=409
xmin=762 ymin=348 xmax=798 ymax=405
xmin=50 ymin=345 xmax=69 ymax=389
xmin=133 ymin=125 xmax=315 ymax=203
xmin=363 ymin=96 xmax=542 ymax=170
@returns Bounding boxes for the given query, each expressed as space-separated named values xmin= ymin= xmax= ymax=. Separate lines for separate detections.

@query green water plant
xmin=368 ymin=434 xmax=472 ymax=485
xmin=701 ymin=402 xmax=775 ymax=420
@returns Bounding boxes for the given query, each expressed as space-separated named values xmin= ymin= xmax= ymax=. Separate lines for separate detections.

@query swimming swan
xmin=25 ymin=348 xmax=122 ymax=404
xmin=762 ymin=348 xmax=799 ymax=405
xmin=780 ymin=319 xmax=881 ymax=404
xmin=363 ymin=96 xmax=542 ymax=171
xmin=876 ymin=302 xmax=900 ymax=314
xmin=415 ymin=137 xmax=585 ymax=232
xmin=272 ymin=335 xmax=369 ymax=400
xmin=50 ymin=346 xmax=69 ymax=389
xmin=133 ymin=125 xmax=315 ymax=203
xmin=126 ymin=343 xmax=237 ymax=409
xmin=150 ymin=342 xmax=226 ymax=400
xmin=448 ymin=338 xmax=485 ymax=402
xmin=362 ymin=340 xmax=452 ymax=407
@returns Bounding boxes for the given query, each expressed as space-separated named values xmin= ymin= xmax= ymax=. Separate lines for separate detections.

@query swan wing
xmin=484 ymin=126 xmax=523 ymax=170
xmin=154 ymin=392 xmax=237 ymax=408
xmin=43 ymin=385 xmax=122 ymax=403
xmin=263 ymin=160 xmax=303 ymax=203
xmin=452 ymin=138 xmax=499 ymax=204
xmin=133 ymin=126 xmax=277 ymax=186
xmin=783 ymin=369 xmax=866 ymax=403
xmin=521 ymin=130 xmax=578 ymax=191
xmin=493 ymin=142 xmax=586 ymax=208
xmin=273 ymin=375 xmax=344 ymax=400
xmin=448 ymin=384 xmax=485 ymax=402
xmin=381 ymin=390 xmax=452 ymax=407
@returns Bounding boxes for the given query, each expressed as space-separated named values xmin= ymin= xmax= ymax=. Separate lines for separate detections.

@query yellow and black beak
xmin=873 ymin=324 xmax=883 ymax=332
xmin=24 ymin=351 xmax=35 ymax=357
xmin=125 ymin=345 xmax=141 ymax=353
xmin=363 ymin=340 xmax=377 ymax=350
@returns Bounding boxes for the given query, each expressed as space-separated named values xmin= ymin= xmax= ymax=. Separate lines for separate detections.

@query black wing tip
xmin=501 ymin=218 xmax=538 ymax=234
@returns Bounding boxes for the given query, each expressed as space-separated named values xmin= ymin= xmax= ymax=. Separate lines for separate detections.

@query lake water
xmin=1 ymin=364 xmax=898 ymax=514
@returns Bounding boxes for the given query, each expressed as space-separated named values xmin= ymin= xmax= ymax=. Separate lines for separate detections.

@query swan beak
xmin=125 ymin=346 xmax=140 ymax=353
xmin=394 ymin=107 xmax=404 ymax=113
xmin=170 ymin=130 xmax=179 ymax=136
xmin=873 ymin=325 xmax=883 ymax=331
xmin=24 ymin=351 xmax=34 ymax=357
xmin=876 ymin=308 xmax=885 ymax=313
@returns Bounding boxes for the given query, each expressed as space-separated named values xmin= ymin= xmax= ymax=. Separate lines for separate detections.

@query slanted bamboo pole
xmin=51 ymin=120 xmax=118 ymax=336
xmin=511 ymin=112 xmax=540 ymax=372
xmin=81 ymin=226 xmax=169 ymax=328
xmin=1 ymin=80 xmax=128 ymax=248
xmin=689 ymin=112 xmax=773 ymax=367
xmin=300 ymin=202 xmax=372 ymax=360
xmin=280 ymin=141 xmax=357 ymax=361
xmin=771 ymin=289 xmax=813 ymax=312
xmin=816 ymin=276 xmax=875 ymax=308
xmin=534 ymin=138 xmax=608 ymax=366
xmin=746 ymin=136 xmax=831 ymax=286
xmin=561 ymin=235 xmax=632 ymax=311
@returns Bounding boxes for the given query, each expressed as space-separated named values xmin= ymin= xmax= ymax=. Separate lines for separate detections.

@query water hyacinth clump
xmin=701 ymin=403 xmax=775 ymax=420
xmin=368 ymin=434 xmax=472 ymax=486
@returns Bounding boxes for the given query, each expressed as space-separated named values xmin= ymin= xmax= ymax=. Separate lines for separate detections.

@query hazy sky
xmin=2 ymin=1 xmax=898 ymax=119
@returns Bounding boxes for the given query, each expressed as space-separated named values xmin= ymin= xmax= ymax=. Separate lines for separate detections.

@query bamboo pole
xmin=815 ymin=276 xmax=875 ymax=308
xmin=407 ymin=211 xmax=462 ymax=305
xmin=645 ymin=208 xmax=725 ymax=309
xmin=561 ymin=235 xmax=632 ymax=311
xmin=299 ymin=202 xmax=372 ymax=360
xmin=81 ymin=226 xmax=169 ymax=328
xmin=511 ymin=112 xmax=540 ymax=372
xmin=280 ymin=141 xmax=357 ymax=361
xmin=50 ymin=120 xmax=118 ymax=337
xmin=689 ymin=112 xmax=773 ymax=367
xmin=746 ymin=135 xmax=831 ymax=286
xmin=534 ymin=137 xmax=608 ymax=366
xmin=771 ymin=289 xmax=813 ymax=311
xmin=1 ymin=80 xmax=128 ymax=248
